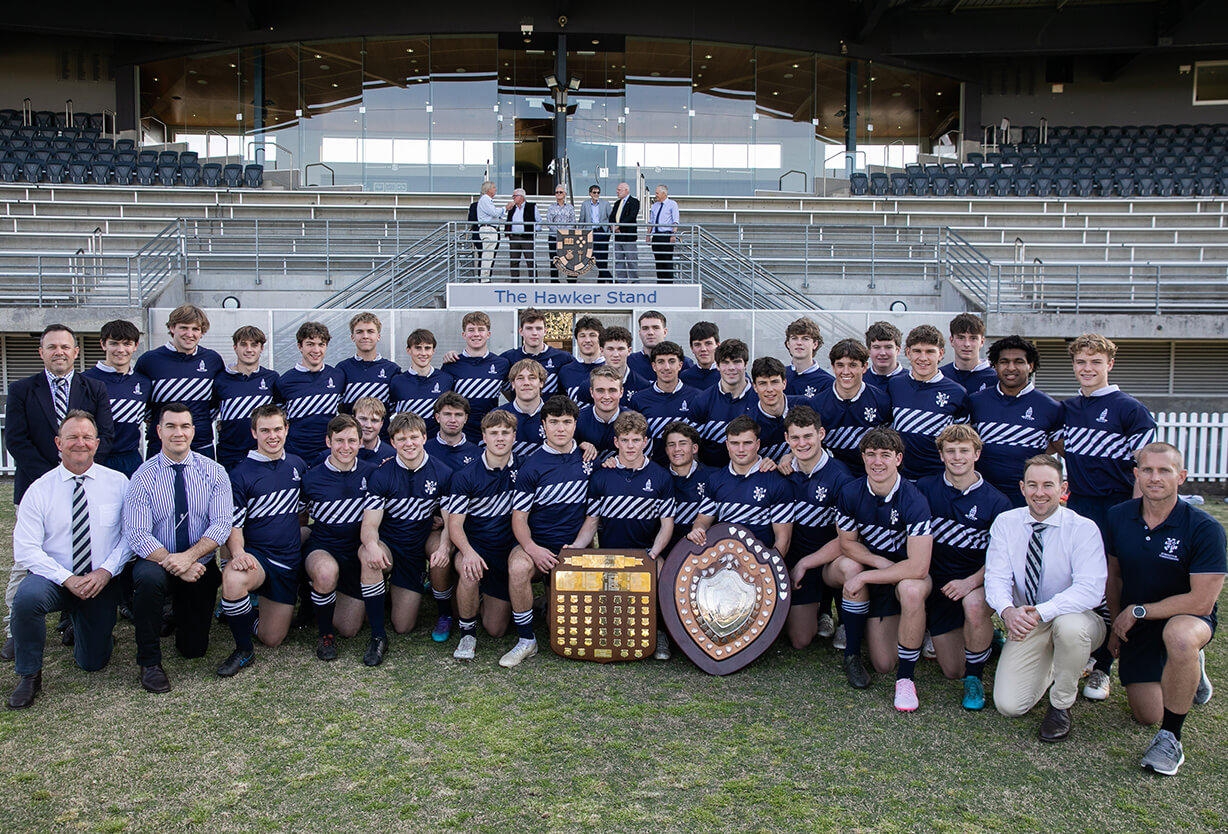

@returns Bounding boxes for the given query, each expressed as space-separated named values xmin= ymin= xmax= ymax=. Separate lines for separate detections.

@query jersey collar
xmin=93 ymin=361 xmax=130 ymax=376
xmin=615 ymin=456 xmax=650 ymax=471
xmin=589 ymin=406 xmax=620 ymax=425
xmin=395 ymin=451 xmax=430 ymax=471
xmin=511 ymin=399 xmax=542 ymax=416
xmin=541 ymin=441 xmax=578 ymax=455
xmin=434 ymin=433 xmax=468 ymax=448
xmin=996 ymin=381 xmax=1035 ymax=398
xmin=294 ymin=362 xmax=326 ymax=373
xmin=909 ymin=370 xmax=945 ymax=384
xmin=943 ymin=472 xmax=985 ymax=495
xmin=719 ymin=378 xmax=753 ymax=400
xmin=164 ymin=341 xmax=199 ymax=356
xmin=652 ymin=381 xmax=683 ymax=394
xmin=956 ymin=359 xmax=991 ymax=373
xmin=324 ymin=456 xmax=358 ymax=473
xmin=246 ymin=449 xmax=285 ymax=462
xmin=789 ymin=362 xmax=820 ymax=376
xmin=352 ymin=353 xmax=384 ymax=363
xmin=672 ymin=460 xmax=699 ymax=478
xmin=482 ymin=451 xmax=511 ymax=471
xmin=866 ymin=473 xmax=903 ymax=501
xmin=1086 ymin=384 xmax=1120 ymax=397
xmin=797 ymin=449 xmax=831 ymax=476
xmin=834 ymin=381 xmax=866 ymax=402
xmin=461 ymin=349 xmax=491 ymax=360
xmin=727 ymin=456 xmax=763 ymax=477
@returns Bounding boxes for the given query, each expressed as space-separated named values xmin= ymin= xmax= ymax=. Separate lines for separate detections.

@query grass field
xmin=2 ymin=494 xmax=1227 ymax=833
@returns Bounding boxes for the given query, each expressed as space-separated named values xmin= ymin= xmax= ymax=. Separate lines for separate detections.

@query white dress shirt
xmin=984 ymin=505 xmax=1107 ymax=623
xmin=13 ymin=462 xmax=131 ymax=584
xmin=477 ymin=193 xmax=503 ymax=225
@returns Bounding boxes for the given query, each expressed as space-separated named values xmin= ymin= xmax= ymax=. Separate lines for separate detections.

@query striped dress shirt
xmin=123 ymin=451 xmax=234 ymax=563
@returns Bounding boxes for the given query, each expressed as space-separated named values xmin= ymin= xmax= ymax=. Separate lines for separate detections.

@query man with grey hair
xmin=475 ymin=181 xmax=502 ymax=280
xmin=609 ymin=182 xmax=640 ymax=282
xmin=647 ymin=184 xmax=679 ymax=283
xmin=505 ymin=188 xmax=538 ymax=280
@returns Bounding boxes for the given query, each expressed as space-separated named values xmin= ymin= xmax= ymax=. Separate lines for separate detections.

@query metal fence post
xmin=325 ymin=218 xmax=331 ymax=285
xmin=253 ymin=217 xmax=260 ymax=285
xmin=868 ymin=225 xmax=876 ymax=289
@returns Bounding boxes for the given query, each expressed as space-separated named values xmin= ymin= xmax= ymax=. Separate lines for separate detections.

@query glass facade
xmin=138 ymin=36 xmax=961 ymax=195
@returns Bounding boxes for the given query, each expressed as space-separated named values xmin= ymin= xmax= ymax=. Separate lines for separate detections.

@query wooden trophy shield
xmin=549 ymin=548 xmax=657 ymax=662
xmin=659 ymin=523 xmax=791 ymax=676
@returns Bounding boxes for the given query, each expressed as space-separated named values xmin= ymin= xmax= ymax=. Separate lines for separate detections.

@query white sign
xmin=446 ymin=283 xmax=703 ymax=310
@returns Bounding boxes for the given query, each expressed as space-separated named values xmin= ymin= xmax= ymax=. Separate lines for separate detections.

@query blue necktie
xmin=171 ymin=463 xmax=190 ymax=554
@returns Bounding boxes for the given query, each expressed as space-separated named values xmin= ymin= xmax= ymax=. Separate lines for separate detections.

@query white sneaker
xmin=452 ymin=634 xmax=476 ymax=661
xmin=922 ymin=631 xmax=936 ymax=660
xmin=833 ymin=624 xmax=847 ymax=650
xmin=817 ymin=613 xmax=835 ymax=639
xmin=499 ymin=638 xmax=539 ymax=668
xmin=894 ymin=678 xmax=919 ymax=712
xmin=1195 ymin=649 xmax=1213 ymax=705
xmin=654 ymin=630 xmax=671 ymax=660
xmin=1083 ymin=669 xmax=1111 ymax=701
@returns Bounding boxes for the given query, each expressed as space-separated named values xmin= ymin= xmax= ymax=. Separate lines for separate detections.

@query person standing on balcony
xmin=609 ymin=182 xmax=640 ymax=282
xmin=545 ymin=186 xmax=578 ymax=282
xmin=581 ymin=185 xmax=613 ymax=281
xmin=505 ymin=188 xmax=537 ymax=281
xmin=475 ymin=181 xmax=502 ymax=280
xmin=647 ymin=185 xmax=679 ymax=283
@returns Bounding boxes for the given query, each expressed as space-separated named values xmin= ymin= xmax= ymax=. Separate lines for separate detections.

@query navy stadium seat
xmin=1054 ymin=177 xmax=1075 ymax=197
xmin=134 ymin=162 xmax=156 ymax=186
xmin=137 ymin=150 xmax=157 ymax=165
xmin=179 ymin=151 xmax=198 ymax=166
xmin=849 ymin=172 xmax=868 ymax=195
xmin=0 ymin=158 xmax=17 ymax=182
xmin=1115 ymin=175 xmax=1136 ymax=196
xmin=1074 ymin=176 xmax=1094 ymax=197
xmin=158 ymin=151 xmax=179 ymax=166
xmin=112 ymin=162 xmax=134 ymax=185
xmin=1033 ymin=176 xmax=1053 ymax=196
xmin=951 ymin=174 xmax=972 ymax=196
xmin=1176 ymin=176 xmax=1196 ymax=197
xmin=1136 ymin=175 xmax=1156 ymax=196
xmin=243 ymin=164 xmax=263 ymax=188
xmin=1196 ymin=175 xmax=1217 ymax=196
xmin=930 ymin=174 xmax=951 ymax=196
xmin=909 ymin=175 xmax=929 ymax=196
xmin=115 ymin=139 xmax=135 ymax=152
xmin=889 ymin=173 xmax=909 ymax=196
xmin=201 ymin=163 xmax=223 ymax=187
xmin=44 ymin=160 xmax=67 ymax=183
xmin=22 ymin=160 xmax=42 ymax=182
xmin=180 ymin=163 xmax=202 ymax=187
xmin=222 ymin=163 xmax=243 ymax=188
xmin=66 ymin=159 xmax=88 ymax=184
xmin=157 ymin=163 xmax=178 ymax=185
xmin=989 ymin=175 xmax=1011 ymax=196
xmin=90 ymin=162 xmax=111 ymax=184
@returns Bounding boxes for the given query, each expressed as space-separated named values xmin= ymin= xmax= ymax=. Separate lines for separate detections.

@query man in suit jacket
xmin=579 ymin=184 xmax=613 ymax=280
xmin=609 ymin=182 xmax=640 ymax=282
xmin=3 ymin=324 xmax=114 ymax=660
xmin=505 ymin=188 xmax=538 ymax=280
xmin=466 ymin=198 xmax=480 ymax=272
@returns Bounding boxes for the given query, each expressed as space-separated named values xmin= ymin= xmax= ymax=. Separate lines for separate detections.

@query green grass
xmin=2 ymin=493 xmax=1227 ymax=832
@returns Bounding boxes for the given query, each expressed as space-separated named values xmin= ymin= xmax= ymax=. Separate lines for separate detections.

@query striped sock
xmin=221 ymin=596 xmax=255 ymax=652
xmin=459 ymin=617 xmax=477 ymax=638
xmin=361 ymin=581 xmax=387 ymax=641
xmin=964 ymin=645 xmax=992 ymax=680
xmin=311 ymin=587 xmax=337 ymax=637
xmin=432 ymin=585 xmax=454 ymax=620
xmin=512 ymin=608 xmax=534 ymax=641
xmin=897 ymin=643 xmax=921 ymax=681
xmin=841 ymin=598 xmax=869 ymax=658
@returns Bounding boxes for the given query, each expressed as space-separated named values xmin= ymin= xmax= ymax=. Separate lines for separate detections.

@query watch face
xmin=1133 ymin=605 xmax=1146 ymax=618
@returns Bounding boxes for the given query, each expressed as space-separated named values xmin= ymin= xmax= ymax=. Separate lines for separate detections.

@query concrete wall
xmin=0 ymin=34 xmax=117 ymax=115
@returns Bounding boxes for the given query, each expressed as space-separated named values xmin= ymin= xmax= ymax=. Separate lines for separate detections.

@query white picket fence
xmin=1 ymin=411 xmax=1225 ymax=480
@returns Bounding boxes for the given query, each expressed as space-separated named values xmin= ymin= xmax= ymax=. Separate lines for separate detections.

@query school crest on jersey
xmin=133 ymin=383 xmax=142 ymax=395
xmin=1163 ymin=537 xmax=1181 ymax=558
xmin=582 ymin=461 xmax=594 ymax=476
xmin=814 ymin=485 xmax=828 ymax=503
xmin=864 ymin=407 xmax=878 ymax=423
xmin=753 ymin=486 xmax=766 ymax=502
xmin=489 ymin=364 xmax=498 ymax=375
xmin=696 ymin=482 xmax=705 ymax=497
xmin=680 ymin=400 xmax=689 ymax=412
xmin=935 ymin=392 xmax=950 ymax=408
xmin=509 ymin=469 xmax=517 ymax=483
xmin=292 ymin=467 xmax=301 ymax=481
xmin=804 ymin=386 xmax=817 ymax=398
xmin=360 ymin=477 xmax=368 ymax=491
xmin=424 ymin=480 xmax=437 ymax=496
xmin=431 ymin=383 xmax=441 ymax=394
xmin=378 ymin=368 xmax=387 ymax=378
xmin=259 ymin=379 xmax=268 ymax=390
xmin=890 ymin=508 xmax=899 ymax=526
xmin=463 ymin=455 xmax=474 ymax=466
xmin=966 ymin=505 xmax=979 ymax=521
xmin=1096 ymin=408 xmax=1109 ymax=423
xmin=644 ymin=479 xmax=654 ymax=492
xmin=1022 ymin=407 xmax=1034 ymax=421
xmin=545 ymin=358 xmax=554 ymax=369
xmin=197 ymin=360 xmax=207 ymax=373
xmin=327 ymin=378 xmax=336 ymax=389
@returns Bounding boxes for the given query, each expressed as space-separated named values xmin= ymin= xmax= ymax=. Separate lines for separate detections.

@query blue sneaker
xmin=431 ymin=616 xmax=452 ymax=643
xmin=962 ymin=675 xmax=986 ymax=710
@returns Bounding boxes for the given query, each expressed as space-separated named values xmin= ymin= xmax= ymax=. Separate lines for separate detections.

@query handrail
xmin=64 ymin=99 xmax=74 ymax=131
xmin=205 ymin=130 xmax=232 ymax=161
xmin=887 ymin=139 xmax=906 ymax=171
xmin=101 ymin=109 xmax=117 ymax=141
xmin=141 ymin=116 xmax=168 ymax=146
xmin=305 ymin=162 xmax=335 ymax=187
xmin=252 ymin=140 xmax=294 ymax=172
xmin=778 ymin=170 xmax=806 ymax=192
xmin=22 ymin=98 xmax=31 ymax=127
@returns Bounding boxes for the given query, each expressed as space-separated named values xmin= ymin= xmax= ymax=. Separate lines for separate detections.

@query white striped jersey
xmin=690 ymin=381 xmax=760 ymax=467
xmin=213 ymin=366 xmax=279 ymax=466
xmin=230 ymin=451 xmax=308 ymax=567
xmin=558 ymin=359 xmax=605 ymax=402
xmin=134 ymin=344 xmax=225 ymax=455
xmin=575 ymin=405 xmax=621 ymax=463
xmin=969 ymin=383 xmax=1063 ymax=497
xmin=366 ymin=452 xmax=453 ymax=549
xmin=752 ymin=397 xmax=807 ymax=462
xmin=1060 ymin=386 xmax=1156 ymax=500
xmin=786 ymin=363 xmax=836 ymax=399
xmin=512 ymin=443 xmax=591 ymax=548
xmin=586 ymin=458 xmax=675 ymax=550
xmin=83 ymin=362 xmax=151 ymax=457
xmin=807 ymin=381 xmax=893 ymax=475
xmin=669 ymin=461 xmax=715 ymax=547
xmin=939 ymin=360 xmax=998 ymax=395
xmin=495 ymin=400 xmax=545 ymax=458
xmin=835 ymin=475 xmax=932 ymax=563
xmin=500 ymin=345 xmax=574 ymax=396
xmin=785 ymin=451 xmax=855 ymax=560
xmin=627 ymin=350 xmax=695 ymax=384
xmin=443 ymin=453 xmax=519 ymax=558
xmin=915 ymin=473 xmax=1012 ymax=578
xmin=679 ymin=364 xmax=720 ymax=391
xmin=337 ymin=355 xmax=401 ymax=409
xmin=441 ymin=352 xmax=511 ymax=441
xmin=389 ymin=367 xmax=454 ymax=436
xmin=887 ymin=371 xmax=969 ymax=479
xmin=629 ymin=382 xmax=699 ymax=463
xmin=425 ymin=435 xmax=481 ymax=474
xmin=303 ymin=457 xmax=375 ymax=555
xmin=275 ymin=364 xmax=345 ymax=462
xmin=698 ymin=460 xmax=794 ymax=549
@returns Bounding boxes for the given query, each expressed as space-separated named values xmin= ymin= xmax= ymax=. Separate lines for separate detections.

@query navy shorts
xmin=252 ymin=551 xmax=302 ymax=605
xmin=785 ymin=552 xmax=823 ymax=606
xmin=386 ymin=539 xmax=426 ymax=594
xmin=867 ymin=583 xmax=901 ymax=619
xmin=925 ymin=574 xmax=985 ymax=637
xmin=476 ymin=548 xmax=511 ymax=602
xmin=1118 ymin=615 xmax=1216 ymax=686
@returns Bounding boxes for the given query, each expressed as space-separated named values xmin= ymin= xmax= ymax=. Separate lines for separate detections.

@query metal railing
xmin=987 ymin=260 xmax=1228 ymax=313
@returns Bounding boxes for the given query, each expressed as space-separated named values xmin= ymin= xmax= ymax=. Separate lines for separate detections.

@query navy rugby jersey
xmin=441 ymin=352 xmax=510 ymax=441
xmin=864 ymin=364 xmax=905 ymax=392
xmin=690 ymin=382 xmax=759 ymax=467
xmin=669 ymin=461 xmax=715 ymax=546
xmin=230 ymin=451 xmax=308 ymax=568
xmin=786 ymin=363 xmax=836 ymax=399
xmin=500 ymin=345 xmax=574 ymax=397
xmin=213 ymin=366 xmax=279 ymax=467
xmin=443 ymin=453 xmax=519 ymax=558
xmin=424 ymin=435 xmax=481 ymax=474
xmin=134 ymin=343 xmax=225 ymax=455
xmin=495 ymin=400 xmax=545 ymax=458
xmin=1060 ymin=386 xmax=1156 ymax=500
xmin=558 ymin=358 xmax=605 ymax=402
xmin=627 ymin=350 xmax=694 ymax=383
xmin=512 ymin=443 xmax=592 ymax=549
xmin=303 ymin=457 xmax=375 ymax=556
xmin=752 ymin=397 xmax=807 ymax=462
xmin=575 ymin=405 xmax=621 ymax=462
xmin=629 ymin=382 xmax=699 ymax=463
xmin=572 ymin=367 xmax=651 ymax=409
xmin=586 ymin=459 xmax=675 ymax=550
xmin=366 ymin=452 xmax=453 ymax=550
xmin=83 ymin=362 xmax=150 ymax=457
xmin=887 ymin=371 xmax=968 ymax=480
xmin=337 ymin=355 xmax=401 ymax=411
xmin=679 ymin=364 xmax=719 ymax=390
xmin=698 ymin=461 xmax=794 ymax=549
xmin=786 ymin=451 xmax=855 ymax=559
xmin=915 ymin=473 xmax=1012 ymax=578
xmin=807 ymin=382 xmax=892 ymax=475
xmin=389 ymin=368 xmax=455 ymax=436
xmin=939 ymin=361 xmax=998 ymax=395
xmin=835 ymin=475 xmax=932 ymax=563
xmin=275 ymin=364 xmax=344 ymax=461
xmin=311 ymin=442 xmax=397 ymax=469
xmin=969 ymin=383 xmax=1063 ymax=498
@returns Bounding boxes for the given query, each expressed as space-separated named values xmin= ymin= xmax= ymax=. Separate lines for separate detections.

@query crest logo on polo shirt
xmin=804 ymin=386 xmax=817 ymax=398
xmin=935 ymin=392 xmax=950 ymax=408
xmin=378 ymin=369 xmax=387 ymax=379
xmin=489 ymin=364 xmax=498 ymax=375
xmin=197 ymin=360 xmax=207 ymax=373
xmin=545 ymin=359 xmax=554 ymax=369
xmin=680 ymin=400 xmax=689 ymax=412
xmin=753 ymin=486 xmax=766 ymax=502
xmin=696 ymin=482 xmax=705 ymax=497
xmin=1096 ymin=408 xmax=1109 ymax=423
xmin=292 ymin=467 xmax=301 ymax=481
xmin=890 ymin=508 xmax=899 ymax=525
xmin=360 ymin=477 xmax=368 ymax=491
xmin=977 ymin=382 xmax=988 ymax=392
xmin=133 ymin=383 xmax=142 ymax=395
xmin=509 ymin=469 xmax=517 ymax=483
xmin=966 ymin=505 xmax=979 ymax=520
xmin=431 ymin=383 xmax=441 ymax=393
xmin=581 ymin=461 xmax=594 ymax=476
xmin=463 ymin=455 xmax=474 ymax=466
xmin=1022 ymin=407 xmax=1034 ymax=421
xmin=815 ymin=485 xmax=828 ymax=503
xmin=644 ymin=479 xmax=653 ymax=492
xmin=259 ymin=379 xmax=268 ymax=390
xmin=424 ymin=480 xmax=437 ymax=495
xmin=1163 ymin=537 xmax=1181 ymax=555
xmin=327 ymin=378 xmax=336 ymax=388
xmin=864 ymin=407 xmax=878 ymax=423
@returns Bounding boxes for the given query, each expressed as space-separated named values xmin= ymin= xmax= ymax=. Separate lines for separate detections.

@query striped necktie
xmin=71 ymin=475 xmax=91 ymax=576
xmin=53 ymin=377 xmax=68 ymax=423
xmin=1024 ymin=521 xmax=1045 ymax=605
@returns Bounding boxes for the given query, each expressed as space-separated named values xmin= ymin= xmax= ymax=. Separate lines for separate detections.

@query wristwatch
xmin=1131 ymin=604 xmax=1147 ymax=619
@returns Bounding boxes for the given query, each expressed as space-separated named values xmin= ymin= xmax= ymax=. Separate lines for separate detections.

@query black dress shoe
xmin=139 ymin=664 xmax=171 ymax=694
xmin=0 ymin=636 xmax=14 ymax=662
xmin=7 ymin=672 xmax=41 ymax=709
xmin=843 ymin=654 xmax=872 ymax=689
xmin=61 ymin=622 xmax=75 ymax=647
xmin=1039 ymin=705 xmax=1072 ymax=742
